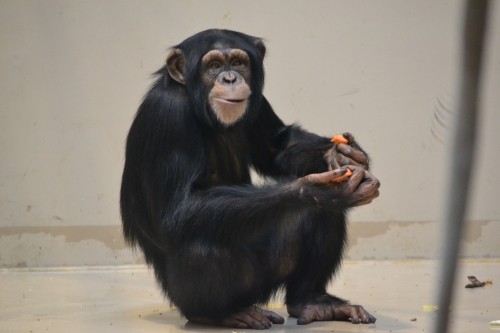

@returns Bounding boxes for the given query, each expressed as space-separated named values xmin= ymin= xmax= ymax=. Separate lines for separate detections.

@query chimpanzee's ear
xmin=254 ymin=39 xmax=266 ymax=60
xmin=166 ymin=48 xmax=186 ymax=85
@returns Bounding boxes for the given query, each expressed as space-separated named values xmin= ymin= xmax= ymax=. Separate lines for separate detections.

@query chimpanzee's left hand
xmin=324 ymin=132 xmax=370 ymax=170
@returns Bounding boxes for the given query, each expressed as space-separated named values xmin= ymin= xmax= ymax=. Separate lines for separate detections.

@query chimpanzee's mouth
xmin=215 ymin=98 xmax=246 ymax=104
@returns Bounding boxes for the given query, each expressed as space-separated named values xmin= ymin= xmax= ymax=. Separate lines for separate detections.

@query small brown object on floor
xmin=465 ymin=275 xmax=486 ymax=288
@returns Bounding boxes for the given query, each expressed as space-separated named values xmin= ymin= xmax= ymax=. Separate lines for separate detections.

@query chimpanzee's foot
xmin=287 ymin=294 xmax=376 ymax=325
xmin=189 ymin=306 xmax=285 ymax=330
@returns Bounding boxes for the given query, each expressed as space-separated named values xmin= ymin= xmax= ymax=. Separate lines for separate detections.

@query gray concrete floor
xmin=1 ymin=260 xmax=499 ymax=333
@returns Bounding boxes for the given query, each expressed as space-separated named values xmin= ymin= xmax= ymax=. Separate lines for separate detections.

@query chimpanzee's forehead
xmin=211 ymin=41 xmax=231 ymax=50
xmin=203 ymin=38 xmax=250 ymax=54
xmin=178 ymin=29 xmax=257 ymax=55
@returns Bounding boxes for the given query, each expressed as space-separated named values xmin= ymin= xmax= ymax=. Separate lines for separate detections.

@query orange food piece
xmin=331 ymin=168 xmax=352 ymax=182
xmin=331 ymin=134 xmax=348 ymax=144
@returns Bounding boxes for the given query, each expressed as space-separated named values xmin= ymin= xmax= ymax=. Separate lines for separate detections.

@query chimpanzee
xmin=120 ymin=29 xmax=380 ymax=329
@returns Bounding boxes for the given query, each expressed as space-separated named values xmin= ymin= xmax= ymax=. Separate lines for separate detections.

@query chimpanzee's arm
xmin=248 ymin=97 xmax=370 ymax=179
xmin=248 ymin=97 xmax=333 ymax=178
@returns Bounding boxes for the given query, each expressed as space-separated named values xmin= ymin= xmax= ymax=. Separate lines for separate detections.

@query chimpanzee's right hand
xmin=299 ymin=165 xmax=380 ymax=208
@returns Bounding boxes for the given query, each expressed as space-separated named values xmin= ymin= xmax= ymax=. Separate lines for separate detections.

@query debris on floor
xmin=465 ymin=275 xmax=493 ymax=288
xmin=422 ymin=305 xmax=439 ymax=312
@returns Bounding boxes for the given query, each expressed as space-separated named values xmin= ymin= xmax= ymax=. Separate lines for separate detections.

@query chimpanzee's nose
xmin=222 ymin=72 xmax=237 ymax=84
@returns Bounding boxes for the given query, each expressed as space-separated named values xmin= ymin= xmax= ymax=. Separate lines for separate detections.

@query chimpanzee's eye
xmin=208 ymin=61 xmax=222 ymax=69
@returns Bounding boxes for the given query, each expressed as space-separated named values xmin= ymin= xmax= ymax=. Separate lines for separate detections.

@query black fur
xmin=121 ymin=29 xmax=359 ymax=322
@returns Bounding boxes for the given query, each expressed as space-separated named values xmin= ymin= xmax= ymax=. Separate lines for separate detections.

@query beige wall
xmin=1 ymin=0 xmax=499 ymax=267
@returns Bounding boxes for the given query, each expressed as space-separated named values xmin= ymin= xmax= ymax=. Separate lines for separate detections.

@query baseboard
xmin=1 ymin=220 xmax=498 ymax=267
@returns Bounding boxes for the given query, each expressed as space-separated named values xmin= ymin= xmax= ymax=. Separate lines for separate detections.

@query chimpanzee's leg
xmin=285 ymin=210 xmax=376 ymax=325
xmin=157 ymin=210 xmax=374 ymax=329
xmin=160 ymin=240 xmax=285 ymax=330
xmin=157 ymin=209 xmax=326 ymax=329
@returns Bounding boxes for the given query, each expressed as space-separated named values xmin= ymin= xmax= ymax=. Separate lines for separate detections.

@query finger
xmin=330 ymin=167 xmax=352 ymax=182
xmin=351 ymin=190 xmax=380 ymax=207
xmin=262 ymin=309 xmax=285 ymax=324
xmin=336 ymin=153 xmax=363 ymax=168
xmin=354 ymin=305 xmax=376 ymax=324
xmin=221 ymin=316 xmax=250 ymax=329
xmin=327 ymin=167 xmax=351 ymax=182
xmin=297 ymin=313 xmax=315 ymax=325
xmin=336 ymin=153 xmax=354 ymax=167
xmin=342 ymin=132 xmax=355 ymax=143
xmin=354 ymin=175 xmax=381 ymax=202
xmin=324 ymin=149 xmax=340 ymax=170
xmin=327 ymin=157 xmax=341 ymax=171
xmin=249 ymin=308 xmax=273 ymax=328
xmin=330 ymin=158 xmax=341 ymax=170
xmin=304 ymin=168 xmax=349 ymax=185
xmin=359 ymin=312 xmax=374 ymax=324
xmin=336 ymin=143 xmax=369 ymax=166
xmin=233 ymin=312 xmax=270 ymax=330
xmin=363 ymin=171 xmax=381 ymax=190
xmin=342 ymin=132 xmax=366 ymax=153
xmin=344 ymin=167 xmax=365 ymax=192
xmin=345 ymin=169 xmax=379 ymax=206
